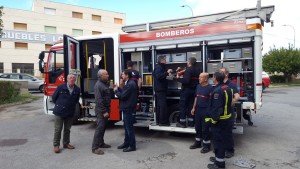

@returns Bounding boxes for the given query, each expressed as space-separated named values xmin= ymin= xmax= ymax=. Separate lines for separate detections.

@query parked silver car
xmin=0 ymin=73 xmax=44 ymax=92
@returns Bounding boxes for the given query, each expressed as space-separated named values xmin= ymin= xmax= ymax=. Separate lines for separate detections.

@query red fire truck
xmin=38 ymin=5 xmax=274 ymax=133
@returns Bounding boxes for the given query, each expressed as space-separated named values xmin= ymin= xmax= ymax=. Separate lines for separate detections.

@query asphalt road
xmin=0 ymin=87 xmax=299 ymax=169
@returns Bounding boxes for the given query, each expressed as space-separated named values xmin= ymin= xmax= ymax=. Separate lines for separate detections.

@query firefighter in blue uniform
xmin=127 ymin=61 xmax=142 ymax=123
xmin=190 ymin=72 xmax=213 ymax=154
xmin=219 ymin=67 xmax=240 ymax=158
xmin=206 ymin=71 xmax=234 ymax=169
xmin=127 ymin=61 xmax=142 ymax=91
xmin=176 ymin=57 xmax=200 ymax=128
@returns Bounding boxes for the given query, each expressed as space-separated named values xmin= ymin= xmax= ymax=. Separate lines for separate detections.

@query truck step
xmin=149 ymin=123 xmax=196 ymax=134
xmin=78 ymin=117 xmax=97 ymax=122
xmin=81 ymin=106 xmax=95 ymax=109
xmin=114 ymin=120 xmax=153 ymax=127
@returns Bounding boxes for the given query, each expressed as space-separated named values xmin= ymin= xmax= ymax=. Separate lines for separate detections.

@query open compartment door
xmin=63 ymin=35 xmax=81 ymax=87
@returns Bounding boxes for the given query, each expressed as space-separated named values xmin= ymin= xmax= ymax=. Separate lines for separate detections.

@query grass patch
xmin=0 ymin=93 xmax=41 ymax=106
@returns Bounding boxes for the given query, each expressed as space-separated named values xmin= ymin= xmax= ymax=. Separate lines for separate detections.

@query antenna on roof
xmin=257 ymin=0 xmax=261 ymax=11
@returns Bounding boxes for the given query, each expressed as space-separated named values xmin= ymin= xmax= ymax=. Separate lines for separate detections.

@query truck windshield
xmin=49 ymin=50 xmax=64 ymax=72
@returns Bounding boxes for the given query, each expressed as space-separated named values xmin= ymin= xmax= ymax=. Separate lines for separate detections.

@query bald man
xmin=190 ymin=73 xmax=213 ymax=153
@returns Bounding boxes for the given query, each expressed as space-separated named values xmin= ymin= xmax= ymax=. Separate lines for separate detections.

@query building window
xmin=92 ymin=14 xmax=101 ymax=21
xmin=114 ymin=18 xmax=123 ymax=24
xmin=0 ymin=63 xmax=3 ymax=73
xmin=15 ymin=42 xmax=28 ymax=50
xmin=12 ymin=63 xmax=34 ymax=75
xmin=14 ymin=22 xmax=27 ymax=31
xmin=44 ymin=8 xmax=56 ymax=15
xmin=72 ymin=12 xmax=83 ymax=19
xmin=72 ymin=29 xmax=83 ymax=36
xmin=44 ymin=26 xmax=57 ymax=33
xmin=45 ymin=44 xmax=52 ymax=51
xmin=92 ymin=31 xmax=102 ymax=35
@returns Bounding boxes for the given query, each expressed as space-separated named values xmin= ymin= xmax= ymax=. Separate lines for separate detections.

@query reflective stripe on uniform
xmin=196 ymin=94 xmax=209 ymax=98
xmin=205 ymin=88 xmax=233 ymax=123
xmin=195 ymin=137 xmax=201 ymax=141
xmin=188 ymin=118 xmax=194 ymax=122
xmin=203 ymin=140 xmax=211 ymax=144
xmin=216 ymin=157 xmax=225 ymax=162
xmin=180 ymin=119 xmax=186 ymax=122
xmin=205 ymin=118 xmax=217 ymax=124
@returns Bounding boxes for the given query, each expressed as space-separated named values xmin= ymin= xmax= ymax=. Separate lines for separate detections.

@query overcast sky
xmin=1 ymin=0 xmax=299 ymax=54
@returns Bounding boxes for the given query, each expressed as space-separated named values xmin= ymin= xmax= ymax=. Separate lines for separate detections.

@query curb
xmin=0 ymin=98 xmax=37 ymax=109
xmin=269 ymin=85 xmax=288 ymax=88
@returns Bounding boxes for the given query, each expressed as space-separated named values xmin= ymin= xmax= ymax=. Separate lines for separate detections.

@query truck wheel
xmin=243 ymin=110 xmax=253 ymax=126
xmin=39 ymin=85 xmax=44 ymax=93
xmin=262 ymin=83 xmax=266 ymax=91
xmin=72 ymin=103 xmax=81 ymax=125
xmin=168 ymin=104 xmax=180 ymax=124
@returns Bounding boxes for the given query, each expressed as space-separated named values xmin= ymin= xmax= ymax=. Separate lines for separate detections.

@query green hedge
xmin=270 ymin=75 xmax=291 ymax=83
xmin=0 ymin=81 xmax=19 ymax=101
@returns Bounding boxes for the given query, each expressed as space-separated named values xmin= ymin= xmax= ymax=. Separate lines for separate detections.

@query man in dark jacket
xmin=52 ymin=73 xmax=80 ymax=153
xmin=92 ymin=69 xmax=112 ymax=155
xmin=114 ymin=69 xmax=138 ymax=152
xmin=176 ymin=57 xmax=200 ymax=128
xmin=153 ymin=55 xmax=173 ymax=126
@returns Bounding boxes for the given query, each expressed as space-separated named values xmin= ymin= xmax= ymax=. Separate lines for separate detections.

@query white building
xmin=0 ymin=0 xmax=125 ymax=76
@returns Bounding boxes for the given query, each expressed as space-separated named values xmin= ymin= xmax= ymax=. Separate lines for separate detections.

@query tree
xmin=0 ymin=6 xmax=3 ymax=38
xmin=263 ymin=46 xmax=300 ymax=83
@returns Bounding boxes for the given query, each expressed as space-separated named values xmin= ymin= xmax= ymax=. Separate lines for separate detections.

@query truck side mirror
xmin=39 ymin=51 xmax=45 ymax=73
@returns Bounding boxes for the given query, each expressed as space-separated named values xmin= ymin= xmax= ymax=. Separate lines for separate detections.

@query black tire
xmin=39 ymin=85 xmax=44 ymax=93
xmin=168 ymin=104 xmax=180 ymax=124
xmin=262 ymin=83 xmax=266 ymax=91
xmin=72 ymin=103 xmax=81 ymax=125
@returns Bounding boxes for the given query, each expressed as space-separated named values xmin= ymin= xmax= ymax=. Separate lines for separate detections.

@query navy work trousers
xmin=155 ymin=91 xmax=169 ymax=125
xmin=195 ymin=107 xmax=210 ymax=144
xmin=123 ymin=110 xmax=136 ymax=148
xmin=179 ymin=88 xmax=195 ymax=126
xmin=211 ymin=120 xmax=233 ymax=168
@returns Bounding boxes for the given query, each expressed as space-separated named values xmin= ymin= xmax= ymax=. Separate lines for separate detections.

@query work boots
xmin=189 ymin=141 xmax=202 ymax=149
xmin=207 ymin=164 xmax=225 ymax=169
xmin=225 ymin=151 xmax=234 ymax=158
xmin=207 ymin=157 xmax=225 ymax=169
xmin=201 ymin=146 xmax=210 ymax=153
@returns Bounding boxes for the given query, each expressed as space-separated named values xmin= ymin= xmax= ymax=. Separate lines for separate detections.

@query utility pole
xmin=283 ymin=24 xmax=296 ymax=48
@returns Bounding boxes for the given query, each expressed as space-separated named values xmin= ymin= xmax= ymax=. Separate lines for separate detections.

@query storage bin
xmin=187 ymin=51 xmax=201 ymax=61
xmin=224 ymin=49 xmax=242 ymax=59
xmin=171 ymin=53 xmax=186 ymax=62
